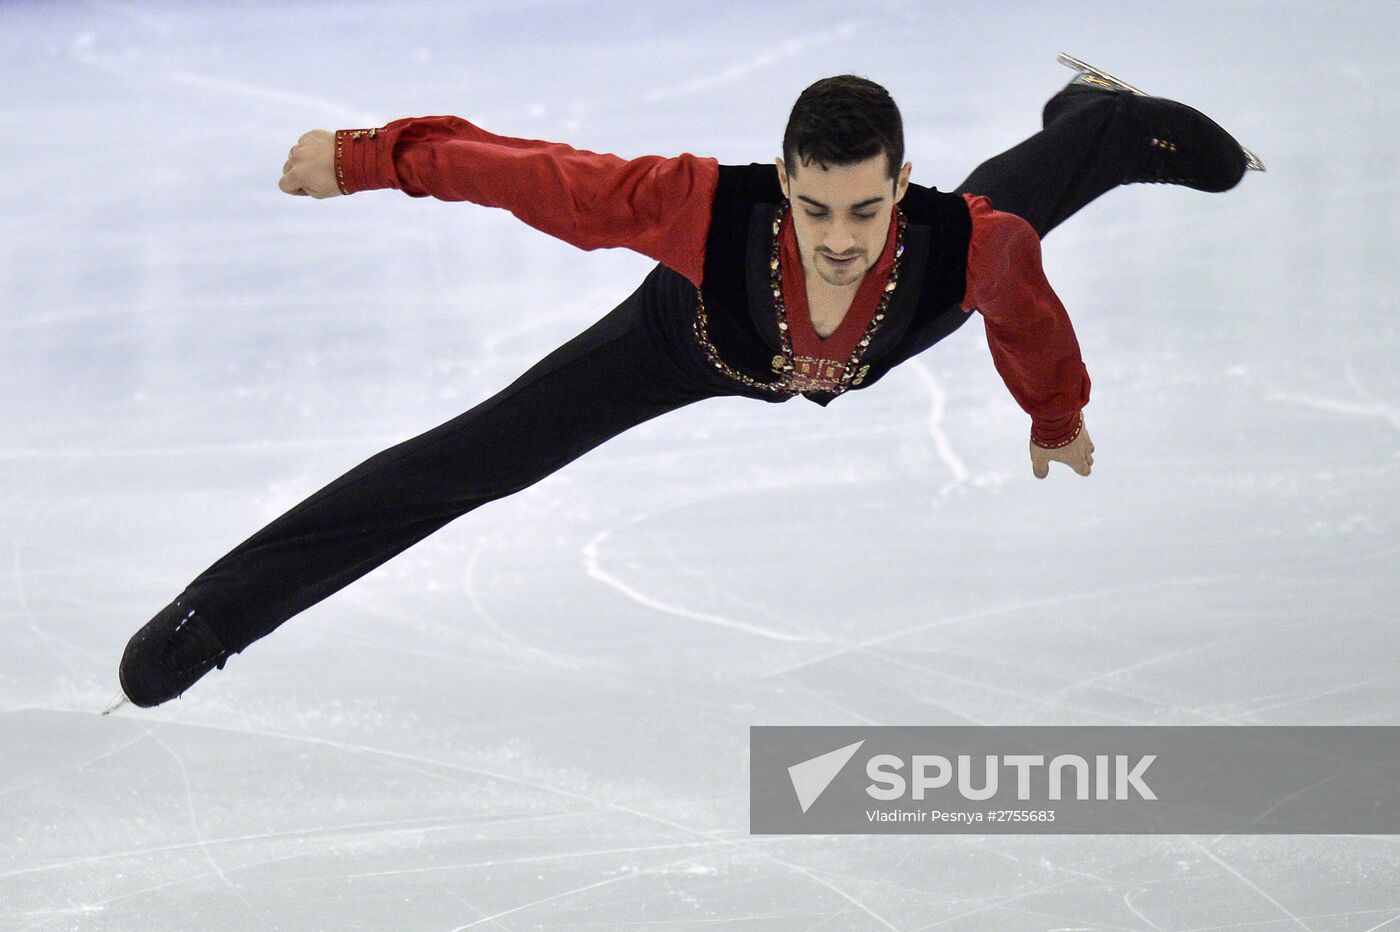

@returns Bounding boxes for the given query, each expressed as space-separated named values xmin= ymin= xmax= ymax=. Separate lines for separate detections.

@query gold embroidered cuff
xmin=1031 ymin=410 xmax=1085 ymax=449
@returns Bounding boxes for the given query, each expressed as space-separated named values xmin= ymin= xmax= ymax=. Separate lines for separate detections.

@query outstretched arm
xmin=961 ymin=194 xmax=1094 ymax=478
xmin=278 ymin=117 xmax=718 ymax=287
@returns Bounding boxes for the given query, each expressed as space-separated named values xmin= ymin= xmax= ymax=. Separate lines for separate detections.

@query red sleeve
xmin=960 ymin=194 xmax=1091 ymax=447
xmin=334 ymin=116 xmax=717 ymax=288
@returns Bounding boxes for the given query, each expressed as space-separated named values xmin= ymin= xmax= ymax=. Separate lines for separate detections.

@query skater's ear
xmin=893 ymin=160 xmax=911 ymax=202
xmin=775 ymin=156 xmax=789 ymax=199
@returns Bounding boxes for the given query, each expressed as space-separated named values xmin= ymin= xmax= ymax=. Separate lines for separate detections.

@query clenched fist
xmin=1029 ymin=417 xmax=1094 ymax=479
xmin=279 ymin=130 xmax=340 ymax=199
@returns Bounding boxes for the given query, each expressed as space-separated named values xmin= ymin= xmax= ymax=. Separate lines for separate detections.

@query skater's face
xmin=776 ymin=151 xmax=911 ymax=288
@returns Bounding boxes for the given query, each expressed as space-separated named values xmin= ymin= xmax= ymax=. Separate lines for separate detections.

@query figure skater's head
xmin=777 ymin=74 xmax=911 ymax=288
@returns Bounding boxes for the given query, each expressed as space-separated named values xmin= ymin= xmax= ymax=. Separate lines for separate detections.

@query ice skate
xmin=1057 ymin=52 xmax=1266 ymax=175
xmin=101 ymin=690 xmax=129 ymax=715
xmin=117 ymin=593 xmax=232 ymax=708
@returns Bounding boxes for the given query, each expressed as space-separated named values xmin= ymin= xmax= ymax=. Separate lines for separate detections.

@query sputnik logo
xmin=788 ymin=740 xmax=865 ymax=813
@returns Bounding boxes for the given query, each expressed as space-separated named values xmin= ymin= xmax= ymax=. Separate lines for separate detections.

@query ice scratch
xmin=582 ymin=524 xmax=814 ymax=643
xmin=644 ymin=20 xmax=867 ymax=103
xmin=908 ymin=358 xmax=971 ymax=500
xmin=1181 ymin=837 xmax=1315 ymax=931
xmin=763 ymin=574 xmax=1241 ymax=678
xmin=1266 ymin=365 xmax=1400 ymax=435
xmin=162 ymin=71 xmax=379 ymax=125
xmin=0 ymin=733 xmax=147 ymax=801
xmin=145 ymin=725 xmax=273 ymax=927
xmin=768 ymin=855 xmax=902 ymax=931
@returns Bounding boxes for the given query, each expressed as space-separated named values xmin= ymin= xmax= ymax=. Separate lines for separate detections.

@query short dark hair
xmin=782 ymin=74 xmax=904 ymax=182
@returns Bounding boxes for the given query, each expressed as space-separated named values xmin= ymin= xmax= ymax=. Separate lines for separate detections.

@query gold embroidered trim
xmin=334 ymin=127 xmax=381 ymax=195
xmin=1031 ymin=410 xmax=1085 ymax=449
xmin=334 ymin=130 xmax=347 ymax=194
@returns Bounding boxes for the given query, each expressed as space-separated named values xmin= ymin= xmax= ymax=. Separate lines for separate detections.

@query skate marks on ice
xmin=141 ymin=724 xmax=274 ymax=927
xmin=0 ymin=727 xmax=147 ymax=807
xmin=161 ymin=71 xmax=378 ymax=128
xmin=9 ymin=536 xmax=107 ymax=689
xmin=440 ymin=842 xmax=905 ymax=932
xmin=571 ymin=359 xmax=1007 ymax=654
xmin=641 ymin=18 xmax=865 ymax=105
xmin=582 ymin=520 xmax=817 ymax=644
xmin=61 ymin=10 xmax=378 ymax=128
xmin=1265 ymin=365 xmax=1400 ymax=435
xmin=906 ymin=359 xmax=972 ymax=501
xmin=461 ymin=532 xmax=608 ymax=668
xmin=761 ymin=572 xmax=1239 ymax=679
xmin=9 ymin=710 xmax=915 ymax=932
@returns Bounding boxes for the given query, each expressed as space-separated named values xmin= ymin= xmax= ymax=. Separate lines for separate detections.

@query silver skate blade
xmin=101 ymin=689 xmax=130 ymax=715
xmin=1242 ymin=146 xmax=1266 ymax=172
xmin=1056 ymin=52 xmax=1148 ymax=97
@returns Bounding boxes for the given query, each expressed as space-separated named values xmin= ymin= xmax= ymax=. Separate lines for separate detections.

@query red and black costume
xmin=124 ymin=81 xmax=1205 ymax=704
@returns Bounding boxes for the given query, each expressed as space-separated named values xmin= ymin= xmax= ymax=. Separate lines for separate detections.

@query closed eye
xmin=805 ymin=212 xmax=878 ymax=221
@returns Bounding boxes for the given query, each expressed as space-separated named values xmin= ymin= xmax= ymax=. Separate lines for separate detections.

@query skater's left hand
xmin=1030 ymin=420 xmax=1093 ymax=479
xmin=279 ymin=129 xmax=340 ymax=199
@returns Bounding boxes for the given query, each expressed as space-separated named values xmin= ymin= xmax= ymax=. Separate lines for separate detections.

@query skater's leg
xmin=120 ymin=282 xmax=718 ymax=705
xmin=954 ymin=81 xmax=1250 ymax=237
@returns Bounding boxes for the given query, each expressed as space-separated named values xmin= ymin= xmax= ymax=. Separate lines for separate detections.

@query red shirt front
xmin=780 ymin=202 xmax=899 ymax=373
xmin=332 ymin=115 xmax=1089 ymax=445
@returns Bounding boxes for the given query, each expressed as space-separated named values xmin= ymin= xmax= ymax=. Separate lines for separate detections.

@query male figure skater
xmin=107 ymin=55 xmax=1262 ymax=712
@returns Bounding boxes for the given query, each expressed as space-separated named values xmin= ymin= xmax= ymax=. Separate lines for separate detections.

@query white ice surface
xmin=3 ymin=1 xmax=1399 ymax=929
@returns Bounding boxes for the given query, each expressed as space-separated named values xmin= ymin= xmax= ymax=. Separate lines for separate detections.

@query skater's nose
xmin=822 ymin=220 xmax=858 ymax=255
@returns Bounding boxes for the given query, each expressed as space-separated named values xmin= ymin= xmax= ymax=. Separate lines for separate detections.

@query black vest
xmin=696 ymin=163 xmax=976 ymax=405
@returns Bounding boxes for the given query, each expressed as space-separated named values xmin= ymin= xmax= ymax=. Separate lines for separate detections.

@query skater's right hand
xmin=1030 ymin=418 xmax=1094 ymax=479
xmin=279 ymin=130 xmax=341 ymax=199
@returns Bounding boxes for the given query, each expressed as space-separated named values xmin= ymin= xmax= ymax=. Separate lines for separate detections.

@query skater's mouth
xmin=823 ymin=254 xmax=859 ymax=266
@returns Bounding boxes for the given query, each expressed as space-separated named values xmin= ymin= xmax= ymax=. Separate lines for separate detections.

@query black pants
xmin=182 ymin=83 xmax=1155 ymax=653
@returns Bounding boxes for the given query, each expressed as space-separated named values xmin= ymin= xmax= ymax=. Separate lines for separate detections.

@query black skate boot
xmin=109 ymin=594 xmax=232 ymax=710
xmin=1057 ymin=52 xmax=1265 ymax=192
